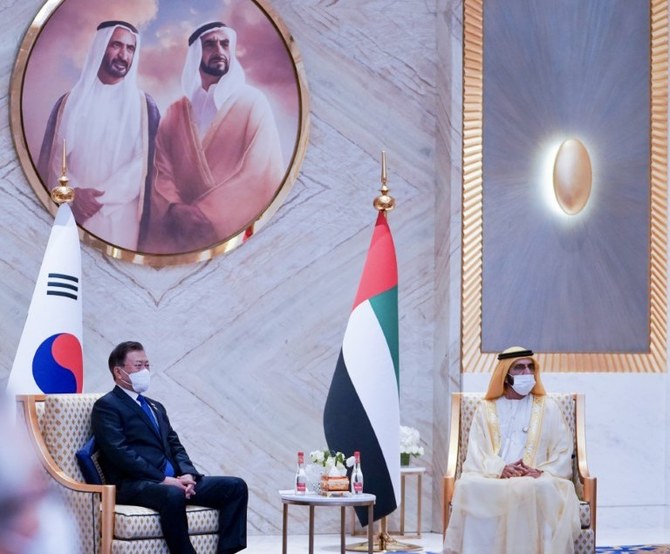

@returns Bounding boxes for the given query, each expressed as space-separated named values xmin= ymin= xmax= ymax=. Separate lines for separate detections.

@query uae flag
xmin=324 ymin=211 xmax=400 ymax=526
xmin=7 ymin=203 xmax=84 ymax=396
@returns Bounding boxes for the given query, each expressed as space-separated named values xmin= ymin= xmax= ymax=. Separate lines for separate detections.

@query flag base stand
xmin=345 ymin=534 xmax=423 ymax=552
xmin=346 ymin=518 xmax=423 ymax=552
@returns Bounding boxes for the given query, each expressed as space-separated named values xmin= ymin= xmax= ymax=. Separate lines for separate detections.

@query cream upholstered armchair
xmin=18 ymin=394 xmax=220 ymax=554
xmin=442 ymin=392 xmax=597 ymax=554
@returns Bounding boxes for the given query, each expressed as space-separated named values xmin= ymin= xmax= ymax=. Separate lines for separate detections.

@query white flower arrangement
xmin=309 ymin=449 xmax=352 ymax=472
xmin=400 ymin=426 xmax=424 ymax=458
xmin=309 ymin=448 xmax=354 ymax=477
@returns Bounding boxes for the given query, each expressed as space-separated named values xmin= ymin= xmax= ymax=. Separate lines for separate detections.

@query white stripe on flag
xmin=342 ymin=299 xmax=401 ymax=503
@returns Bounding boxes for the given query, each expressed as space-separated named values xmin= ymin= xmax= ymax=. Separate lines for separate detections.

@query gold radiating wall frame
xmin=461 ymin=0 xmax=668 ymax=372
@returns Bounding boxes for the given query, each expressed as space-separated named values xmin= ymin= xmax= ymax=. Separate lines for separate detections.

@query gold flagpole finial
xmin=50 ymin=141 xmax=75 ymax=205
xmin=373 ymin=150 xmax=395 ymax=213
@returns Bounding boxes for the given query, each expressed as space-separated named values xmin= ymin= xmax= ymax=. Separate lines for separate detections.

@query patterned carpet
xmin=596 ymin=544 xmax=670 ymax=554
xmin=338 ymin=544 xmax=670 ymax=553
xmin=426 ymin=544 xmax=670 ymax=554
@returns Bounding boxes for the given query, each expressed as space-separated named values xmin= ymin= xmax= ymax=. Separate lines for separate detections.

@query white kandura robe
xmin=444 ymin=394 xmax=581 ymax=554
xmin=43 ymin=82 xmax=147 ymax=251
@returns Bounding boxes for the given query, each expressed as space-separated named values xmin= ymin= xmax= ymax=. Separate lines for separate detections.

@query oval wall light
xmin=553 ymin=138 xmax=592 ymax=215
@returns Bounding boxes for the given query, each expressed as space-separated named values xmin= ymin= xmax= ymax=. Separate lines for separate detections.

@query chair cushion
xmin=75 ymin=436 xmax=103 ymax=485
xmin=113 ymin=504 xmax=219 ymax=540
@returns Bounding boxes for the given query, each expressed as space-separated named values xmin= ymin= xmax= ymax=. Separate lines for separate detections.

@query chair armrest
xmin=443 ymin=393 xmax=462 ymax=538
xmin=575 ymin=394 xmax=597 ymax=539
xmin=17 ymin=395 xmax=116 ymax=554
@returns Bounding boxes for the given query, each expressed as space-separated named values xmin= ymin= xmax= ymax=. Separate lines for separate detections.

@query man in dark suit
xmin=92 ymin=341 xmax=247 ymax=554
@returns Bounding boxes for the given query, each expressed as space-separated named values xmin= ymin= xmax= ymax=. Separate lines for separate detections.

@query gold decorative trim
xmin=575 ymin=394 xmax=597 ymax=535
xmin=461 ymin=0 xmax=668 ymax=372
xmin=522 ymin=395 xmax=544 ymax=467
xmin=10 ymin=0 xmax=310 ymax=266
xmin=483 ymin=399 xmax=500 ymax=455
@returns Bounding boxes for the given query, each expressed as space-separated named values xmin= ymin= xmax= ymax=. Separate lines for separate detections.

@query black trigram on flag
xmin=46 ymin=273 xmax=79 ymax=301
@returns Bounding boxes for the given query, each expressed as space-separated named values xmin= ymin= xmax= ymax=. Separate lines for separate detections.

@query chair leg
xmin=100 ymin=485 xmax=115 ymax=554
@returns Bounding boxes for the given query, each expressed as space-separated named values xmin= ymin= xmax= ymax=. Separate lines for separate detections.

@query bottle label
xmin=296 ymin=482 xmax=306 ymax=493
xmin=354 ymin=482 xmax=363 ymax=493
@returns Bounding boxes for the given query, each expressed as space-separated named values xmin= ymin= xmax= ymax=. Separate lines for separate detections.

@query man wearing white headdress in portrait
xmin=143 ymin=21 xmax=284 ymax=254
xmin=38 ymin=21 xmax=160 ymax=252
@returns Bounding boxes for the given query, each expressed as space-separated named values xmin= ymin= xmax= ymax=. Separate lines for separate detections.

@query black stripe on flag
xmin=46 ymin=273 xmax=79 ymax=301
xmin=49 ymin=273 xmax=79 ymax=282
xmin=47 ymin=290 xmax=78 ymax=300
xmin=47 ymin=281 xmax=78 ymax=292
xmin=324 ymin=350 xmax=397 ymax=526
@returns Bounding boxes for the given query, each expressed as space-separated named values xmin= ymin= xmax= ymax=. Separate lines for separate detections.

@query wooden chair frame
xmin=17 ymin=394 xmax=115 ymax=554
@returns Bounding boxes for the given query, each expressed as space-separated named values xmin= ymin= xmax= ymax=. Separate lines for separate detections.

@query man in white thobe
xmin=38 ymin=21 xmax=160 ymax=251
xmin=444 ymin=347 xmax=581 ymax=554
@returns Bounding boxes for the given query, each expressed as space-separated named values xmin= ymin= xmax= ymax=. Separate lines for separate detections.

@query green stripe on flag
xmin=369 ymin=286 xmax=399 ymax=383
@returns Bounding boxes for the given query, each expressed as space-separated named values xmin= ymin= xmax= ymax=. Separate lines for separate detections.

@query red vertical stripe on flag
xmin=352 ymin=212 xmax=398 ymax=310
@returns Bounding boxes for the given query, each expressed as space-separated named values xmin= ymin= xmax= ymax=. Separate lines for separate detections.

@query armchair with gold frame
xmin=442 ymin=392 xmax=596 ymax=553
xmin=18 ymin=393 xmax=221 ymax=554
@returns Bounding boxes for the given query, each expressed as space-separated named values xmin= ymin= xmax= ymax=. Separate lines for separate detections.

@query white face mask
xmin=510 ymin=374 xmax=535 ymax=396
xmin=122 ymin=368 xmax=151 ymax=394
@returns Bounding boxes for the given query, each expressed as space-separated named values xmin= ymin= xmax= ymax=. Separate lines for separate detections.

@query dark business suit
xmin=92 ymin=386 xmax=247 ymax=554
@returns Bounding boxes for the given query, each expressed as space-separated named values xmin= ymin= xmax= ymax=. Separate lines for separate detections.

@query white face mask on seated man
xmin=502 ymin=353 xmax=537 ymax=399
xmin=114 ymin=348 xmax=152 ymax=394
xmin=121 ymin=367 xmax=151 ymax=394
xmin=509 ymin=374 xmax=536 ymax=396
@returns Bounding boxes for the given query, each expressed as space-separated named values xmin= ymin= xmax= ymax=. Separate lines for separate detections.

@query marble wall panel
xmin=432 ymin=0 xmax=463 ymax=532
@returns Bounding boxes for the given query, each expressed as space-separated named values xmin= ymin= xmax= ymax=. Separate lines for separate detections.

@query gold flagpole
xmin=373 ymin=151 xmax=395 ymax=215
xmin=50 ymin=141 xmax=75 ymax=205
xmin=347 ymin=152 xmax=421 ymax=553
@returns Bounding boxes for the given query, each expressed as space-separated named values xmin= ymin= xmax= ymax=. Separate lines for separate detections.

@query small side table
xmin=279 ymin=490 xmax=376 ymax=554
xmin=348 ymin=466 xmax=426 ymax=537
xmin=397 ymin=466 xmax=426 ymax=536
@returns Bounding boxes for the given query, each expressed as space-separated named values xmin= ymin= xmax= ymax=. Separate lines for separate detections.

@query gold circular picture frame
xmin=10 ymin=0 xmax=310 ymax=266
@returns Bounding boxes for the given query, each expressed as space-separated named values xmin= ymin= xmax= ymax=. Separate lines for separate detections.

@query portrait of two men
xmin=20 ymin=0 xmax=302 ymax=256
